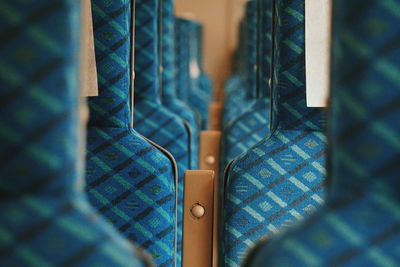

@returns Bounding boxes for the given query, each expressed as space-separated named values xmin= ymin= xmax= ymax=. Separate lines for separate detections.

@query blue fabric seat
xmin=222 ymin=74 xmax=247 ymax=129
xmin=85 ymin=1 xmax=177 ymax=266
xmin=222 ymin=21 xmax=247 ymax=117
xmin=220 ymin=0 xmax=272 ymax=174
xmin=160 ymin=0 xmax=200 ymax=171
xmin=245 ymin=0 xmax=400 ymax=266
xmin=133 ymin=1 xmax=195 ymax=265
xmin=0 ymin=1 xmax=147 ymax=266
xmin=221 ymin=0 xmax=327 ymax=265
xmin=175 ymin=18 xmax=212 ymax=130
xmin=222 ymin=21 xmax=247 ymax=128
xmin=191 ymin=22 xmax=213 ymax=130
xmin=222 ymin=1 xmax=259 ymax=128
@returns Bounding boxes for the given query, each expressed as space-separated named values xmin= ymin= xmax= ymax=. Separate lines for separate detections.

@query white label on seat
xmin=305 ymin=0 xmax=332 ymax=107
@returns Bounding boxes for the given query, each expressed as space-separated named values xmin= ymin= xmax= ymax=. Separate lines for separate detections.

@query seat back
xmin=328 ymin=0 xmax=400 ymax=201
xmin=85 ymin=1 xmax=177 ymax=265
xmin=221 ymin=0 xmax=327 ymax=265
xmin=188 ymin=22 xmax=213 ymax=129
xmin=159 ymin=0 xmax=200 ymax=170
xmin=220 ymin=0 xmax=272 ymax=172
xmin=0 ymin=1 xmax=147 ymax=265
xmin=133 ymin=1 xmax=194 ymax=265
xmin=243 ymin=1 xmax=400 ymax=265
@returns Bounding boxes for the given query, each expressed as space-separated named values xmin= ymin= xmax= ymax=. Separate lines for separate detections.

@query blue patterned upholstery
xmin=0 ymin=0 xmax=145 ymax=266
xmin=245 ymin=1 xmax=258 ymax=101
xmin=220 ymin=0 xmax=272 ymax=174
xmin=222 ymin=75 xmax=246 ymax=129
xmin=223 ymin=20 xmax=246 ymax=108
xmin=192 ymin=23 xmax=213 ymax=129
xmin=133 ymin=0 xmax=193 ymax=265
xmin=224 ymin=19 xmax=247 ymax=98
xmin=221 ymin=0 xmax=327 ymax=265
xmin=245 ymin=0 xmax=400 ymax=266
xmin=160 ymin=0 xmax=199 ymax=170
xmin=85 ymin=0 xmax=176 ymax=266
xmin=222 ymin=1 xmax=258 ymax=128
xmin=221 ymin=100 xmax=269 ymax=171
xmin=174 ymin=18 xmax=191 ymax=105
xmin=175 ymin=18 xmax=211 ymax=130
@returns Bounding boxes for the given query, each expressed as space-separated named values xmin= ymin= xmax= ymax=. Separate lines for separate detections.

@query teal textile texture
xmin=133 ymin=0 xmax=193 ymax=265
xmin=160 ymin=0 xmax=199 ymax=170
xmin=220 ymin=0 xmax=272 ymax=173
xmin=175 ymin=18 xmax=211 ymax=130
xmin=221 ymin=0 xmax=327 ymax=266
xmin=222 ymin=1 xmax=258 ymax=128
xmin=191 ymin=22 xmax=213 ymax=130
xmin=85 ymin=0 xmax=176 ymax=266
xmin=0 ymin=0 xmax=146 ymax=266
xmin=245 ymin=0 xmax=400 ymax=266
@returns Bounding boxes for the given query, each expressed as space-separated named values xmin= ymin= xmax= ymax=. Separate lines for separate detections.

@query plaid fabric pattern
xmin=0 ymin=1 xmax=145 ymax=266
xmin=174 ymin=18 xmax=191 ymax=104
xmin=257 ymin=0 xmax=272 ymax=99
xmin=199 ymin=74 xmax=213 ymax=103
xmin=160 ymin=0 xmax=199 ymax=170
xmin=221 ymin=99 xmax=270 ymax=174
xmin=85 ymin=1 xmax=176 ymax=266
xmin=193 ymin=24 xmax=213 ymax=130
xmin=222 ymin=20 xmax=247 ymax=115
xmin=175 ymin=18 xmax=210 ymax=130
xmin=222 ymin=1 xmax=258 ymax=128
xmin=197 ymin=73 xmax=213 ymax=130
xmin=221 ymin=0 xmax=327 ymax=266
xmin=222 ymin=76 xmax=248 ymax=128
xmin=220 ymin=0 xmax=272 ymax=172
xmin=269 ymin=0 xmax=324 ymax=132
xmin=224 ymin=76 xmax=246 ymax=101
xmin=245 ymin=1 xmax=400 ymax=266
xmin=246 ymin=0 xmax=258 ymax=100
xmin=133 ymin=0 xmax=192 ymax=265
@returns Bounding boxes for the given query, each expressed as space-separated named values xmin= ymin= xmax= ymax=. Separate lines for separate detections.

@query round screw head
xmin=205 ymin=155 xmax=215 ymax=165
xmin=191 ymin=203 xmax=205 ymax=219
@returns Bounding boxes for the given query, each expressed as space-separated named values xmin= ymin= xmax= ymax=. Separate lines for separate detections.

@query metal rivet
xmin=191 ymin=203 xmax=205 ymax=219
xmin=205 ymin=155 xmax=215 ymax=165
xmin=268 ymin=78 xmax=272 ymax=89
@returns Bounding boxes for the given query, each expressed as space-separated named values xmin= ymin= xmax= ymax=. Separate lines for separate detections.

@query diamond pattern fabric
xmin=221 ymin=0 xmax=327 ymax=265
xmin=245 ymin=0 xmax=400 ymax=266
xmin=0 ymin=1 xmax=146 ymax=266
xmin=85 ymin=0 xmax=177 ymax=266
xmin=133 ymin=1 xmax=193 ymax=265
